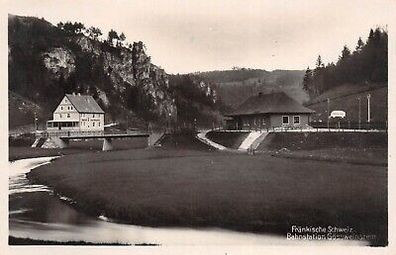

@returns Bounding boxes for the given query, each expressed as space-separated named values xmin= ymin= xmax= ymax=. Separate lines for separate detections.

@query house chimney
xmin=78 ymin=93 xmax=81 ymax=96
xmin=72 ymin=92 xmax=76 ymax=95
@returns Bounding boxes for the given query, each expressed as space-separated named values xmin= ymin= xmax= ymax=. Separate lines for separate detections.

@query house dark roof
xmin=226 ymin=92 xmax=314 ymax=116
xmin=65 ymin=94 xmax=104 ymax=114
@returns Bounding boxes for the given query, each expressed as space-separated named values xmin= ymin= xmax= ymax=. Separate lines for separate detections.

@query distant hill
xmin=8 ymin=14 xmax=220 ymax=130
xmin=194 ymin=69 xmax=308 ymax=110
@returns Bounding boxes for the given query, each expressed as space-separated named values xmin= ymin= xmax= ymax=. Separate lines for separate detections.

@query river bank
xmin=9 ymin=236 xmax=132 ymax=245
xmin=10 ymin=154 xmax=297 ymax=245
xmin=9 ymin=147 xmax=87 ymax=161
xmin=262 ymin=147 xmax=387 ymax=166
xmin=26 ymin=148 xmax=388 ymax=246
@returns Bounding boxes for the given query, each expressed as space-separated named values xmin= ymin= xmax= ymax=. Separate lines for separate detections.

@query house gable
xmin=65 ymin=94 xmax=104 ymax=114
xmin=53 ymin=96 xmax=79 ymax=121
xmin=48 ymin=94 xmax=105 ymax=132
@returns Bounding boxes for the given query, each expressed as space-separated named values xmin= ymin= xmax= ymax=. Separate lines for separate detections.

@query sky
xmin=6 ymin=0 xmax=394 ymax=74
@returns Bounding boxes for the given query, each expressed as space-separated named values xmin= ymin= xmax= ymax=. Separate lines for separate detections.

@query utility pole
xmin=367 ymin=94 xmax=371 ymax=123
xmin=327 ymin=98 xmax=330 ymax=129
xmin=168 ymin=112 xmax=172 ymax=133
xmin=34 ymin=112 xmax=38 ymax=131
xmin=358 ymin=97 xmax=361 ymax=129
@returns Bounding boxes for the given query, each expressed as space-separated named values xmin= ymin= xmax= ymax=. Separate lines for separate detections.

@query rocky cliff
xmin=8 ymin=14 xmax=219 ymax=129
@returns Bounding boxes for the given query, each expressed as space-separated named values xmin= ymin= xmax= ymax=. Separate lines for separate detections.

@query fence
xmin=37 ymin=130 xmax=106 ymax=138
xmin=309 ymin=121 xmax=387 ymax=130
xmin=207 ymin=121 xmax=387 ymax=133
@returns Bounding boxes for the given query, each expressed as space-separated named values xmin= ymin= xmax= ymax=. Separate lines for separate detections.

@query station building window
xmin=293 ymin=116 xmax=300 ymax=124
xmin=282 ymin=116 xmax=289 ymax=124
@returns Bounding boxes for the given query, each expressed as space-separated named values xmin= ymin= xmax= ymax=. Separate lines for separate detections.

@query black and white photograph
xmin=3 ymin=0 xmax=395 ymax=253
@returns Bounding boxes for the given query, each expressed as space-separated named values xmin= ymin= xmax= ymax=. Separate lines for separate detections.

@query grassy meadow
xmin=27 ymin=147 xmax=387 ymax=246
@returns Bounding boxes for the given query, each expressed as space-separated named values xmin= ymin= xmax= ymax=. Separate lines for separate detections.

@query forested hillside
xmin=302 ymin=27 xmax=388 ymax=124
xmin=195 ymin=68 xmax=307 ymax=110
xmin=169 ymin=74 xmax=223 ymax=126
xmin=303 ymin=28 xmax=387 ymax=98
xmin=8 ymin=14 xmax=220 ymax=129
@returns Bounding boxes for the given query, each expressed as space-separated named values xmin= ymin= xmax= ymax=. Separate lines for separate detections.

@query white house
xmin=46 ymin=93 xmax=105 ymax=133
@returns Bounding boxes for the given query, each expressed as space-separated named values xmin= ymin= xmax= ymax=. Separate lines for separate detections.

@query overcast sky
xmin=7 ymin=0 xmax=394 ymax=74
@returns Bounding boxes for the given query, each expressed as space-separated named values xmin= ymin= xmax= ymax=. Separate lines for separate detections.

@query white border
xmin=1 ymin=1 xmax=395 ymax=255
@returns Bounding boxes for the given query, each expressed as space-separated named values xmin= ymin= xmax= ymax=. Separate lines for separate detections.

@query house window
xmin=93 ymin=122 xmax=95 ymax=127
xmin=67 ymin=113 xmax=70 ymax=118
xmin=93 ymin=114 xmax=95 ymax=118
xmin=99 ymin=122 xmax=100 ymax=127
xmin=282 ymin=116 xmax=289 ymax=124
xmin=293 ymin=116 xmax=300 ymax=124
xmin=60 ymin=114 xmax=62 ymax=118
xmin=61 ymin=106 xmax=63 ymax=110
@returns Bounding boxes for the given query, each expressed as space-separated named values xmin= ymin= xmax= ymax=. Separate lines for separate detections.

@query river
xmin=8 ymin=156 xmax=367 ymax=245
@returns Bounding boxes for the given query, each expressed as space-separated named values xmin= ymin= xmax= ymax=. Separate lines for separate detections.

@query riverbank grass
xmin=9 ymin=236 xmax=132 ymax=245
xmin=28 ymin=148 xmax=387 ymax=246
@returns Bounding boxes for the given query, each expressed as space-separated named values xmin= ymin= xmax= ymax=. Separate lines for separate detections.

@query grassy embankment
xmin=306 ymin=84 xmax=387 ymax=124
xmin=206 ymin=131 xmax=249 ymax=149
xmin=158 ymin=133 xmax=214 ymax=151
xmin=257 ymin=132 xmax=387 ymax=166
xmin=28 ymin=139 xmax=387 ymax=246
xmin=9 ymin=137 xmax=148 ymax=161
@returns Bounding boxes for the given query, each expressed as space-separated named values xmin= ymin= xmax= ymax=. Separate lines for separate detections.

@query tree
xmin=59 ymin=21 xmax=85 ymax=35
xmin=339 ymin=45 xmax=351 ymax=61
xmin=57 ymin=22 xmax=64 ymax=29
xmin=119 ymin=32 xmax=126 ymax=45
xmin=73 ymin=22 xmax=85 ymax=34
xmin=315 ymin=55 xmax=324 ymax=68
xmin=311 ymin=55 xmax=326 ymax=96
xmin=302 ymin=66 xmax=313 ymax=93
xmin=107 ymin=29 xmax=119 ymax=46
xmin=355 ymin=37 xmax=365 ymax=52
xmin=368 ymin=28 xmax=374 ymax=42
xmin=60 ymin=22 xmax=73 ymax=34
xmin=372 ymin=27 xmax=382 ymax=46
xmin=88 ymin=26 xmax=102 ymax=40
